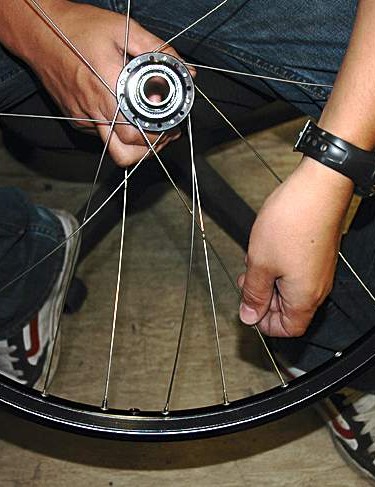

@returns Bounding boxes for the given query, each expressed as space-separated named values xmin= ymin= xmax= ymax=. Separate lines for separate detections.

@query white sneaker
xmin=0 ymin=210 xmax=80 ymax=388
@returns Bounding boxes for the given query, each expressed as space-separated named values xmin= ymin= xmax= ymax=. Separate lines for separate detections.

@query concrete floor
xmin=0 ymin=119 xmax=369 ymax=486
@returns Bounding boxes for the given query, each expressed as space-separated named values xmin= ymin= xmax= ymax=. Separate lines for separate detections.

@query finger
xmin=256 ymin=287 xmax=315 ymax=337
xmin=98 ymin=124 xmax=170 ymax=167
xmin=238 ymin=262 xmax=275 ymax=326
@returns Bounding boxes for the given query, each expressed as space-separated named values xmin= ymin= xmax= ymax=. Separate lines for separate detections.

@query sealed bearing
xmin=116 ymin=52 xmax=195 ymax=132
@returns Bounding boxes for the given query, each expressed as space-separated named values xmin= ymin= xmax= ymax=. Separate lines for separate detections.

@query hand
xmin=238 ymin=157 xmax=354 ymax=337
xmin=19 ymin=1 xmax=187 ymax=165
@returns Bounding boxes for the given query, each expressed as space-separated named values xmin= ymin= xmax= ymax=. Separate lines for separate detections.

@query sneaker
xmin=0 ymin=209 xmax=80 ymax=389
xmin=280 ymin=361 xmax=375 ymax=483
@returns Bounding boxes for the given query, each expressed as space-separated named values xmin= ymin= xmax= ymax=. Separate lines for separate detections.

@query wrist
xmin=296 ymin=156 xmax=354 ymax=212
xmin=300 ymin=155 xmax=354 ymax=190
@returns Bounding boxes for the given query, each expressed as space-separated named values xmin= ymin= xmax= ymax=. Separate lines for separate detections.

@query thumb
xmin=238 ymin=263 xmax=275 ymax=325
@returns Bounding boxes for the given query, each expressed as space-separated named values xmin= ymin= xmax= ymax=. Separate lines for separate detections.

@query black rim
xmin=1 ymin=324 xmax=375 ymax=440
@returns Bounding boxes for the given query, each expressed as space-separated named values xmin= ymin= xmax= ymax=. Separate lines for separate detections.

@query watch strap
xmin=294 ymin=120 xmax=375 ymax=197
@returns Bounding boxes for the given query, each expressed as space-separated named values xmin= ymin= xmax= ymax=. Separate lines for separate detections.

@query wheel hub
xmin=116 ymin=52 xmax=195 ymax=131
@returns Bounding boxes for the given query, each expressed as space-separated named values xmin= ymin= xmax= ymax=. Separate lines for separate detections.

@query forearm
xmin=0 ymin=0 xmax=72 ymax=66
xmin=319 ymin=0 xmax=375 ymax=150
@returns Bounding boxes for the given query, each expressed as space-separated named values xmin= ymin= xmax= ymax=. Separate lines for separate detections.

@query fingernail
xmin=239 ymin=302 xmax=259 ymax=325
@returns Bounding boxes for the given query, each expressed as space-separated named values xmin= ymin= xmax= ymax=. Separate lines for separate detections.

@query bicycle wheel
xmin=0 ymin=0 xmax=375 ymax=441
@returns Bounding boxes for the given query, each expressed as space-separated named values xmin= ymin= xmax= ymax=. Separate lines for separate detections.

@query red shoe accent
xmin=331 ymin=417 xmax=356 ymax=440
xmin=26 ymin=317 xmax=40 ymax=358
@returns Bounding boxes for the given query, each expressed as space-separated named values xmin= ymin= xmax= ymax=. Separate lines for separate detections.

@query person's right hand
xmin=11 ymin=0 xmax=186 ymax=166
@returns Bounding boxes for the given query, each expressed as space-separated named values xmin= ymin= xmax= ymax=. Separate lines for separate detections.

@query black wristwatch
xmin=294 ymin=120 xmax=375 ymax=197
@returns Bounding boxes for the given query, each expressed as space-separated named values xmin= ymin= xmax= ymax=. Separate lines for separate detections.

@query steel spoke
xmin=42 ymin=99 xmax=124 ymax=395
xmin=83 ymin=100 xmax=124 ymax=222
xmin=101 ymin=0 xmax=132 ymax=411
xmin=0 ymin=112 xmax=129 ymax=125
xmin=163 ymin=129 xmax=196 ymax=414
xmin=186 ymin=62 xmax=333 ymax=89
xmin=27 ymin=0 xmax=115 ymax=96
xmin=188 ymin=115 xmax=229 ymax=404
xmin=101 ymin=168 xmax=129 ymax=410
xmin=195 ymin=84 xmax=282 ymax=184
xmin=123 ymin=0 xmax=131 ymax=66
xmin=137 ymin=117 xmax=229 ymax=404
xmin=154 ymin=0 xmax=228 ymax=53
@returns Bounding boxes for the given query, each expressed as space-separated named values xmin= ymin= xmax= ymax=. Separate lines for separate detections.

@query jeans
xmin=0 ymin=188 xmax=65 ymax=339
xmin=2 ymin=0 xmax=374 ymax=388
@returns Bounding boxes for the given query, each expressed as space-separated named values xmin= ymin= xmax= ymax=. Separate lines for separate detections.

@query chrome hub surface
xmin=116 ymin=52 xmax=195 ymax=131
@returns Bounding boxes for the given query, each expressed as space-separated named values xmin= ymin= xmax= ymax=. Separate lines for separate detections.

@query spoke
xmin=195 ymin=84 xmax=282 ymax=184
xmin=338 ymin=251 xmax=375 ymax=305
xmin=186 ymin=63 xmax=333 ymax=89
xmin=27 ymin=0 xmax=115 ymax=96
xmin=42 ymin=99 xmax=124 ymax=395
xmin=136 ymin=119 xmax=232 ymax=403
xmin=0 ymin=112 xmax=129 ymax=125
xmin=154 ymin=0 xmax=228 ymax=53
xmin=0 ymin=135 xmax=164 ymax=297
xmin=90 ymin=10 xmax=134 ymax=401
xmin=135 ymin=121 xmax=192 ymax=213
xmin=163 ymin=134 xmax=196 ymax=414
xmin=82 ymin=99 xmax=123 ymax=222
xmin=101 ymin=169 xmax=129 ymax=410
xmin=189 ymin=115 xmax=229 ymax=404
xmin=123 ymin=0 xmax=131 ymax=66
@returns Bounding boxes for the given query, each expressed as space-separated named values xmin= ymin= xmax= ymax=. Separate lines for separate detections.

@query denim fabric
xmin=0 ymin=0 xmax=358 ymax=115
xmin=1 ymin=0 xmax=375 ymax=388
xmin=0 ymin=188 xmax=65 ymax=339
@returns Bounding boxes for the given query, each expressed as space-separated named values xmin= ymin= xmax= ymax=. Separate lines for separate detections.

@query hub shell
xmin=116 ymin=52 xmax=195 ymax=131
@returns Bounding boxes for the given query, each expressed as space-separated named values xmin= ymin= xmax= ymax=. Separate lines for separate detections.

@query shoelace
xmin=0 ymin=340 xmax=23 ymax=378
xmin=344 ymin=388 xmax=375 ymax=454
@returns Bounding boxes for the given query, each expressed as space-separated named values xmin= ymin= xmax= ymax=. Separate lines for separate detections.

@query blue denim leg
xmin=120 ymin=0 xmax=358 ymax=118
xmin=0 ymin=188 xmax=65 ymax=339
xmin=0 ymin=0 xmax=357 ymax=115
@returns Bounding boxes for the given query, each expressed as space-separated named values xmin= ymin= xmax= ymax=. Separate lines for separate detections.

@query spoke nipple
xmin=101 ymin=399 xmax=108 ymax=411
xmin=281 ymin=382 xmax=289 ymax=389
xmin=129 ymin=408 xmax=140 ymax=416
xmin=335 ymin=351 xmax=343 ymax=358
xmin=162 ymin=408 xmax=169 ymax=416
xmin=41 ymin=390 xmax=49 ymax=398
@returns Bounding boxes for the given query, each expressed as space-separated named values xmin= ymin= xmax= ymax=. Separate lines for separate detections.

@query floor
xmin=0 ymin=118 xmax=369 ymax=486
